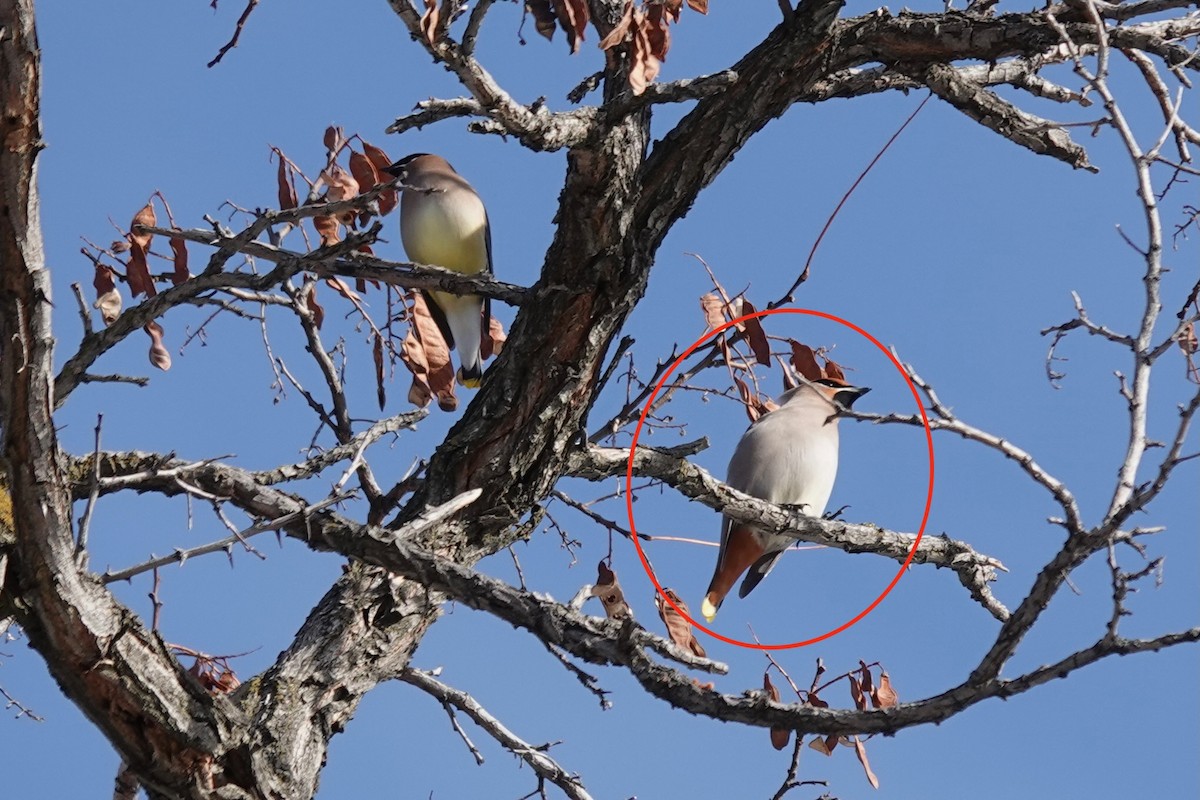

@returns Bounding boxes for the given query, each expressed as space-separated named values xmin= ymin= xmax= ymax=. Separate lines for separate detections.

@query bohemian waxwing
xmin=701 ymin=378 xmax=870 ymax=621
xmin=384 ymin=153 xmax=492 ymax=388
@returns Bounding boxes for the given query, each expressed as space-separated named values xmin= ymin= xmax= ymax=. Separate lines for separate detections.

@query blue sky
xmin=3 ymin=1 xmax=1197 ymax=798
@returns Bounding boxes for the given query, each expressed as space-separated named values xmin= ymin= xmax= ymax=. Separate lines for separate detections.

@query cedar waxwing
xmin=384 ymin=153 xmax=492 ymax=388
xmin=701 ymin=378 xmax=870 ymax=622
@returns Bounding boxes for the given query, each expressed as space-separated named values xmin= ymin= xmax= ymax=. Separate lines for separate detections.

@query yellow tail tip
xmin=701 ymin=596 xmax=718 ymax=622
xmin=456 ymin=367 xmax=482 ymax=389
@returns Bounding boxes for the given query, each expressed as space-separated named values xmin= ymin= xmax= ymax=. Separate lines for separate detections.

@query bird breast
xmin=400 ymin=189 xmax=489 ymax=275
xmin=727 ymin=409 xmax=840 ymax=518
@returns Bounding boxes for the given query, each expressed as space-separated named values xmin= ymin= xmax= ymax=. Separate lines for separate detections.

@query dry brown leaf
xmin=324 ymin=276 xmax=361 ymax=303
xmin=852 ymin=736 xmax=881 ymax=789
xmin=406 ymin=292 xmax=457 ymax=412
xmin=598 ymin=0 xmax=634 ymax=49
xmin=322 ymin=163 xmax=360 ymax=204
xmin=110 ymin=239 xmax=130 ymax=254
xmin=130 ymin=202 xmax=156 ymax=250
xmin=789 ymin=340 xmax=823 ymax=383
xmin=628 ymin=7 xmax=661 ymax=95
xmin=93 ymin=288 xmax=122 ymax=325
xmin=645 ymin=2 xmax=671 ymax=61
xmin=849 ymin=675 xmax=867 ymax=711
xmin=313 ymin=214 xmax=341 ymax=247
xmin=700 ymin=292 xmax=726 ymax=330
xmin=348 ymin=149 xmax=381 ymax=218
xmin=873 ymin=671 xmax=898 ymax=708
xmin=169 ymin=237 xmax=189 ymax=285
xmin=527 ymin=0 xmax=559 ymax=41
xmin=481 ymin=316 xmax=506 ymax=360
xmin=373 ymin=332 xmax=386 ymax=411
xmin=127 ymin=242 xmax=156 ymax=299
xmin=145 ymin=321 xmax=171 ymax=371
xmin=323 ymin=125 xmax=343 ymax=153
xmin=1180 ymin=322 xmax=1198 ymax=355
xmin=808 ymin=736 xmax=834 ymax=756
xmin=554 ymin=0 xmax=589 ymax=53
xmin=739 ymin=300 xmax=771 ymax=366
xmin=655 ymin=588 xmax=706 ymax=657
xmin=687 ymin=0 xmax=708 ymax=12
xmin=823 ymin=357 xmax=846 ymax=382
xmin=408 ymin=375 xmax=434 ymax=409
xmin=420 ymin=0 xmax=439 ymax=45
xmin=589 ymin=560 xmax=632 ymax=619
xmin=859 ymin=661 xmax=875 ymax=699
xmin=92 ymin=265 xmax=121 ymax=325
xmin=305 ymin=284 xmax=325 ymax=329
xmin=763 ymin=673 xmax=791 ymax=751
xmin=663 ymin=0 xmax=683 ymax=22
xmin=361 ymin=140 xmax=398 ymax=215
xmin=276 ymin=152 xmax=298 ymax=211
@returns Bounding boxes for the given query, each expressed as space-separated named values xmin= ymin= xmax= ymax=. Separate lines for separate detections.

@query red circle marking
xmin=625 ymin=308 xmax=935 ymax=650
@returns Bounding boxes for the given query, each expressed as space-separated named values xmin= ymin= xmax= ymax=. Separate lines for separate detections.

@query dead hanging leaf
xmin=313 ymin=214 xmax=341 ymax=247
xmin=324 ymin=276 xmax=361 ymax=303
xmin=275 ymin=152 xmax=298 ymax=211
xmin=129 ymin=202 xmax=156 ymax=250
xmin=420 ymin=0 xmax=440 ymax=45
xmin=373 ymin=332 xmax=386 ymax=411
xmin=127 ymin=242 xmax=156 ymax=299
xmin=852 ymin=736 xmax=881 ymax=789
xmin=169 ymin=237 xmax=189 ymax=285
xmin=481 ymin=316 xmax=506 ymax=360
xmin=859 ymin=661 xmax=875 ymax=699
xmin=408 ymin=375 xmax=434 ymax=409
xmin=304 ymin=284 xmax=325 ymax=329
xmin=733 ymin=376 xmax=776 ymax=423
xmin=805 ymin=690 xmax=838 ymax=750
xmin=598 ymin=0 xmax=634 ymax=49
xmin=1179 ymin=322 xmax=1197 ymax=355
xmin=849 ymin=675 xmax=867 ymax=711
xmin=654 ymin=588 xmax=706 ymax=658
xmin=323 ymin=124 xmax=344 ymax=153
xmin=110 ymin=239 xmax=130 ymax=254
xmin=145 ymin=321 xmax=171 ymax=371
xmin=628 ymin=7 xmax=661 ymax=95
xmin=872 ymin=671 xmax=898 ymax=709
xmin=589 ymin=560 xmax=632 ymax=619
xmin=823 ymin=357 xmax=846 ymax=382
xmin=645 ymin=2 xmax=671 ymax=62
xmin=662 ymin=0 xmax=683 ymax=22
xmin=700 ymin=292 xmax=726 ymax=331
xmin=554 ymin=0 xmax=589 ymax=53
xmin=348 ymin=150 xmax=380 ymax=199
xmin=789 ymin=340 xmax=823 ymax=383
xmin=322 ymin=163 xmax=360 ymax=202
xmin=763 ymin=673 xmax=791 ymax=751
xmin=361 ymin=140 xmax=398 ymax=215
xmin=738 ymin=299 xmax=771 ymax=366
xmin=93 ymin=265 xmax=122 ymax=325
xmin=354 ymin=244 xmax=381 ymax=293
xmin=402 ymin=292 xmax=457 ymax=412
xmin=687 ymin=0 xmax=708 ymax=12
xmin=527 ymin=0 xmax=559 ymax=41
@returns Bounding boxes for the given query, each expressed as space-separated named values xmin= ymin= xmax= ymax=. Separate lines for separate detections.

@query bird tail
xmin=702 ymin=523 xmax=765 ymax=621
xmin=738 ymin=550 xmax=786 ymax=599
xmin=457 ymin=362 xmax=483 ymax=389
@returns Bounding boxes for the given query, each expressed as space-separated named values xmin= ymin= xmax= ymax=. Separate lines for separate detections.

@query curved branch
xmin=569 ymin=445 xmax=1010 ymax=620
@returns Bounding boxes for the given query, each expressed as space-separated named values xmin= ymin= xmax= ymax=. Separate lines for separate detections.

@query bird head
xmin=383 ymin=153 xmax=454 ymax=180
xmin=784 ymin=377 xmax=870 ymax=411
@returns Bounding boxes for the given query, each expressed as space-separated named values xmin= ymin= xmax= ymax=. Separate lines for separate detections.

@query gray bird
xmin=702 ymin=378 xmax=870 ymax=621
xmin=384 ymin=153 xmax=492 ymax=388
